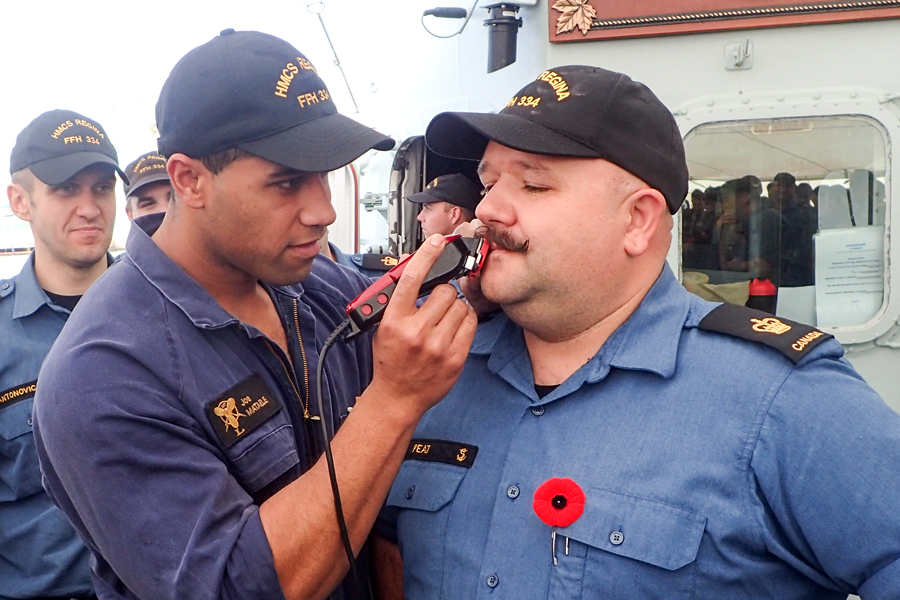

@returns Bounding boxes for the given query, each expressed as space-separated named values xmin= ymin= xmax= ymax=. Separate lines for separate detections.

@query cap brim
xmin=425 ymin=112 xmax=598 ymax=161
xmin=29 ymin=152 xmax=128 ymax=186
xmin=407 ymin=190 xmax=440 ymax=204
xmin=237 ymin=113 xmax=395 ymax=172
xmin=124 ymin=171 xmax=171 ymax=197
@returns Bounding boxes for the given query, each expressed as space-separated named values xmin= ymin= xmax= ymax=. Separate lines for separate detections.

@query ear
xmin=7 ymin=183 xmax=32 ymax=222
xmin=125 ymin=205 xmax=134 ymax=221
xmin=448 ymin=205 xmax=462 ymax=224
xmin=167 ymin=153 xmax=209 ymax=209
xmin=622 ymin=188 xmax=668 ymax=257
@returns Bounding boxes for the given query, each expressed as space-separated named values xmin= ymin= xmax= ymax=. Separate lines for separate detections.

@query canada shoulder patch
xmin=698 ymin=304 xmax=833 ymax=364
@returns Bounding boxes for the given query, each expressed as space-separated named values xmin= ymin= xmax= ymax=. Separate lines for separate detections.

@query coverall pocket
xmin=386 ymin=461 xmax=467 ymax=598
xmin=0 ymin=399 xmax=43 ymax=499
xmin=224 ymin=419 xmax=299 ymax=494
xmin=550 ymin=487 xmax=706 ymax=600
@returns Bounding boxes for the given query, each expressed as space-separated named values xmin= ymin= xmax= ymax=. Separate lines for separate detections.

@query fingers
xmin=386 ymin=234 xmax=446 ymax=315
xmin=415 ymin=296 xmax=477 ymax=370
xmin=458 ymin=271 xmax=500 ymax=316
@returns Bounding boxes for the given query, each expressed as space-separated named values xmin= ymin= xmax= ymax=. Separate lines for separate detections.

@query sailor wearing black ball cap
xmin=33 ymin=29 xmax=477 ymax=600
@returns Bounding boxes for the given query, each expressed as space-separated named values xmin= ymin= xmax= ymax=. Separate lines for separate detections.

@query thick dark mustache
xmin=476 ymin=225 xmax=529 ymax=253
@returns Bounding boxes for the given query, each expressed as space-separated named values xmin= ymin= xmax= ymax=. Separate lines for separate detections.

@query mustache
xmin=476 ymin=225 xmax=529 ymax=253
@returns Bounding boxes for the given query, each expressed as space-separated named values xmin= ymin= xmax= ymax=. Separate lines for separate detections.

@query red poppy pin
xmin=533 ymin=477 xmax=585 ymax=527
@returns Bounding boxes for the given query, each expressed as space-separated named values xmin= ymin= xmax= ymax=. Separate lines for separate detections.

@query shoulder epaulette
xmin=698 ymin=303 xmax=833 ymax=364
xmin=0 ymin=279 xmax=14 ymax=298
xmin=353 ymin=253 xmax=400 ymax=272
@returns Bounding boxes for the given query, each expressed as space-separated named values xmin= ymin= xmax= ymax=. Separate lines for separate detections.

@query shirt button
xmin=1 ymin=282 xmax=8 ymax=290
xmin=405 ymin=486 xmax=416 ymax=500
xmin=26 ymin=418 xmax=33 ymax=427
xmin=610 ymin=531 xmax=624 ymax=545
xmin=506 ymin=485 xmax=520 ymax=499
xmin=531 ymin=406 xmax=545 ymax=416
xmin=486 ymin=574 xmax=499 ymax=588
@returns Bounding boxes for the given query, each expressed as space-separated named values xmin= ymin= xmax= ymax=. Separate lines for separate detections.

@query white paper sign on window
xmin=814 ymin=226 xmax=884 ymax=327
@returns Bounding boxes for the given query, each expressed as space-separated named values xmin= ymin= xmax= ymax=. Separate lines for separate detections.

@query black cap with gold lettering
xmin=10 ymin=109 xmax=127 ymax=186
xmin=123 ymin=151 xmax=170 ymax=197
xmin=408 ymin=174 xmax=483 ymax=211
xmin=425 ymin=66 xmax=688 ymax=213
xmin=156 ymin=29 xmax=395 ymax=172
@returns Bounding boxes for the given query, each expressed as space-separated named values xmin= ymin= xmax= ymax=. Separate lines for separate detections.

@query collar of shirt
xmin=469 ymin=265 xmax=705 ymax=402
xmin=12 ymin=252 xmax=60 ymax=320
xmin=126 ymin=212 xmax=304 ymax=331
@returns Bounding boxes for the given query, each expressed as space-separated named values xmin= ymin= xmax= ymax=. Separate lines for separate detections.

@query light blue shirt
xmin=381 ymin=265 xmax=900 ymax=600
xmin=0 ymin=253 xmax=92 ymax=600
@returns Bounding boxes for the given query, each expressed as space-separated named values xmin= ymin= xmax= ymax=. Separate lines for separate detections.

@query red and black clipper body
xmin=344 ymin=235 xmax=489 ymax=340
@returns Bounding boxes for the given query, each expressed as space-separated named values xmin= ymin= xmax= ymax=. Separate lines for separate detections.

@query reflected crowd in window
xmin=682 ymin=171 xmax=882 ymax=290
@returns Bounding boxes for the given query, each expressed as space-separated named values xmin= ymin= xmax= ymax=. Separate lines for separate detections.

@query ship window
xmin=681 ymin=116 xmax=887 ymax=329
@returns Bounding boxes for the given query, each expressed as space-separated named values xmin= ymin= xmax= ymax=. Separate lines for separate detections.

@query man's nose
xmin=303 ymin=174 xmax=336 ymax=227
xmin=76 ymin=191 xmax=103 ymax=220
xmin=475 ymin=185 xmax=513 ymax=225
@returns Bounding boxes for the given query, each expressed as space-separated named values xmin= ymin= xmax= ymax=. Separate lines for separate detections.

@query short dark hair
xmin=198 ymin=148 xmax=253 ymax=175
xmin=11 ymin=168 xmax=34 ymax=195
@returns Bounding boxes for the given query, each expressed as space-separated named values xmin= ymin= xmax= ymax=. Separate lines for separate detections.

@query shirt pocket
xmin=551 ymin=487 xmax=706 ymax=600
xmin=0 ymin=398 xmax=43 ymax=499
xmin=223 ymin=413 xmax=300 ymax=494
xmin=386 ymin=461 xmax=468 ymax=599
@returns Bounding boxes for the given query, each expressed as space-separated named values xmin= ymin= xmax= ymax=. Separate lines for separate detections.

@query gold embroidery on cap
xmin=132 ymin=155 xmax=167 ymax=175
xmin=535 ymin=71 xmax=571 ymax=101
xmin=297 ymin=56 xmax=317 ymax=73
xmin=297 ymin=89 xmax=330 ymax=108
xmin=751 ymin=317 xmax=792 ymax=335
xmin=506 ymin=95 xmax=542 ymax=108
xmin=214 ymin=397 xmax=246 ymax=436
xmin=74 ymin=119 xmax=105 ymax=139
xmin=275 ymin=62 xmax=300 ymax=98
xmin=51 ymin=120 xmax=74 ymax=139
xmin=792 ymin=331 xmax=824 ymax=351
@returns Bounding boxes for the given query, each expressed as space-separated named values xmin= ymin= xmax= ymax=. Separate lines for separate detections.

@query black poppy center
xmin=551 ymin=495 xmax=567 ymax=509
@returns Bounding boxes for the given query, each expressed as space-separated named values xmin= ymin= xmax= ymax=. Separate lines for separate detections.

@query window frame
xmin=670 ymin=88 xmax=897 ymax=345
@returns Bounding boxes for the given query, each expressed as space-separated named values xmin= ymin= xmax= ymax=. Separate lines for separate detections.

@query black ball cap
xmin=10 ymin=109 xmax=127 ymax=186
xmin=123 ymin=151 xmax=170 ymax=197
xmin=408 ymin=174 xmax=483 ymax=211
xmin=425 ymin=66 xmax=688 ymax=213
xmin=155 ymin=30 xmax=395 ymax=172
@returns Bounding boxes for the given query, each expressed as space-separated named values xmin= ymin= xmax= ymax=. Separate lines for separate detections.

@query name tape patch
xmin=206 ymin=374 xmax=282 ymax=448
xmin=405 ymin=438 xmax=478 ymax=468
xmin=698 ymin=303 xmax=833 ymax=364
xmin=0 ymin=380 xmax=37 ymax=410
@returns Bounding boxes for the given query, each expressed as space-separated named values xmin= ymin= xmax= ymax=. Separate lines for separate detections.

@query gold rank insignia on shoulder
xmin=206 ymin=374 xmax=283 ymax=448
xmin=699 ymin=303 xmax=833 ymax=364
xmin=405 ymin=438 xmax=479 ymax=468
xmin=750 ymin=317 xmax=791 ymax=335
